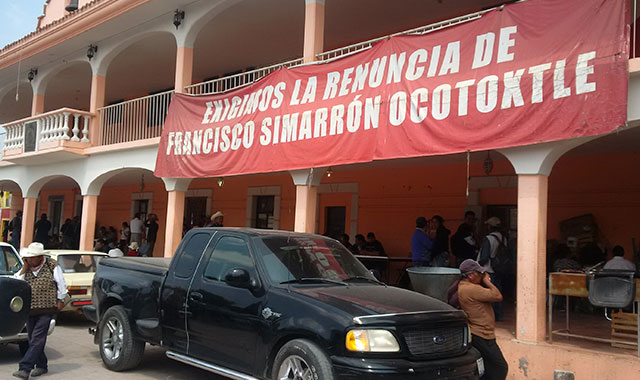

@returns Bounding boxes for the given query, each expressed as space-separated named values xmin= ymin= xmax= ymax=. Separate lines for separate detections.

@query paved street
xmin=0 ymin=313 xmax=223 ymax=380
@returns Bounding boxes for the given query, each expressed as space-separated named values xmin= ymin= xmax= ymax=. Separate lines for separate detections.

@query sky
xmin=0 ymin=0 xmax=43 ymax=48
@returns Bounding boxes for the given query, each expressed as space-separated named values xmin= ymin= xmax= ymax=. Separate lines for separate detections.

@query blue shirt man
xmin=411 ymin=217 xmax=434 ymax=266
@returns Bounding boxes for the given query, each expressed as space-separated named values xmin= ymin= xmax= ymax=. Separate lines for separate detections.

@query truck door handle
xmin=189 ymin=292 xmax=203 ymax=302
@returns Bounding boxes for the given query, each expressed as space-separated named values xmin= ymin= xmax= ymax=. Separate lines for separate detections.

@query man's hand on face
xmin=481 ymin=272 xmax=492 ymax=286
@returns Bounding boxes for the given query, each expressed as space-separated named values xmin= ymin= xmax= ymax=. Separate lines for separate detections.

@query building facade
xmin=0 ymin=0 xmax=639 ymax=378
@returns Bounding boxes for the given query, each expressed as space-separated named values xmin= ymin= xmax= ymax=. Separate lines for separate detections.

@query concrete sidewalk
xmin=0 ymin=313 xmax=222 ymax=380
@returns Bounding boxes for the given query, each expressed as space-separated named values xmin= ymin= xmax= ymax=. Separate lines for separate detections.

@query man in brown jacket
xmin=458 ymin=259 xmax=508 ymax=380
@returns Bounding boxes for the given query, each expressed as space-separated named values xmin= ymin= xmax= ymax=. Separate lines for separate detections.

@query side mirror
xmin=224 ymin=268 xmax=256 ymax=289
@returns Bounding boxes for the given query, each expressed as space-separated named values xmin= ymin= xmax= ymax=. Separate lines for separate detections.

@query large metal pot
xmin=406 ymin=267 xmax=461 ymax=302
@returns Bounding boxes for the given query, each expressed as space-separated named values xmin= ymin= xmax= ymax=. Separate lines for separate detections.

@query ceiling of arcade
xmin=0 ymin=82 xmax=31 ymax=123
xmin=44 ymin=62 xmax=92 ymax=112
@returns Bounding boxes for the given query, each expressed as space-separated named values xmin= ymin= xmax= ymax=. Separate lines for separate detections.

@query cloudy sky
xmin=0 ymin=0 xmax=43 ymax=48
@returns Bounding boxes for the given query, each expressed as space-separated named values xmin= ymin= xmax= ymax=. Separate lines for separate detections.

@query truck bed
xmin=99 ymin=257 xmax=171 ymax=276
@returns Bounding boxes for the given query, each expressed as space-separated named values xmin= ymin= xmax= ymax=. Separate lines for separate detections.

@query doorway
xmin=185 ymin=197 xmax=207 ymax=228
xmin=325 ymin=206 xmax=346 ymax=239
xmin=48 ymin=196 xmax=64 ymax=236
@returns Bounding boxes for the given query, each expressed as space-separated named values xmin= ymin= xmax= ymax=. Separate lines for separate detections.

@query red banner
xmin=155 ymin=0 xmax=628 ymax=178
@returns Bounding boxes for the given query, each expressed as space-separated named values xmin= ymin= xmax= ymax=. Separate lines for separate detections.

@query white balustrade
xmin=98 ymin=90 xmax=174 ymax=146
xmin=1 ymin=108 xmax=93 ymax=153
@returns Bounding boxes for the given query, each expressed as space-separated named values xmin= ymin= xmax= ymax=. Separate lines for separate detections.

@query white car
xmin=45 ymin=250 xmax=108 ymax=312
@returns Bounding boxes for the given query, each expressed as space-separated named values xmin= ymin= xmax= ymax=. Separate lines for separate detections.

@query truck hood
xmin=291 ymin=285 xmax=464 ymax=325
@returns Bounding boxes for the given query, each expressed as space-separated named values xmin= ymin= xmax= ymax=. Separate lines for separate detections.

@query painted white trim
xmin=246 ymin=186 xmax=281 ymax=229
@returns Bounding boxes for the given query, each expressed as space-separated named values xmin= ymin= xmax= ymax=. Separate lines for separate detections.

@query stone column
xmin=164 ymin=190 xmax=186 ymax=257
xmin=515 ymin=174 xmax=548 ymax=342
xmin=20 ymin=198 xmax=37 ymax=248
xmin=291 ymin=168 xmax=326 ymax=233
xmin=303 ymin=0 xmax=325 ymax=63
xmin=79 ymin=195 xmax=98 ymax=251
xmin=31 ymin=94 xmax=45 ymax=116
xmin=174 ymin=46 xmax=194 ymax=93
xmin=89 ymin=74 xmax=106 ymax=145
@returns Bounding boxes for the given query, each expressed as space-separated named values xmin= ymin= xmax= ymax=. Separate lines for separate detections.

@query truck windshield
xmin=258 ymin=236 xmax=374 ymax=284
xmin=1 ymin=246 xmax=22 ymax=275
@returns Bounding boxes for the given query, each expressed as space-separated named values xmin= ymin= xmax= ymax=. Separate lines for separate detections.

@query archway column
xmin=291 ymin=168 xmax=326 ymax=233
xmin=31 ymin=94 xmax=44 ymax=116
xmin=79 ymin=195 xmax=98 ymax=251
xmin=303 ymin=0 xmax=325 ymax=63
xmin=499 ymin=137 xmax=595 ymax=343
xmin=20 ymin=198 xmax=37 ymax=248
xmin=174 ymin=46 xmax=194 ymax=93
xmin=89 ymin=74 xmax=106 ymax=145
xmin=163 ymin=178 xmax=191 ymax=257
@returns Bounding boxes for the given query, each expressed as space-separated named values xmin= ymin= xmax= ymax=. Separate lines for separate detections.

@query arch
xmin=84 ymin=166 xmax=158 ymax=196
xmin=180 ymin=0 xmax=243 ymax=48
xmin=32 ymin=59 xmax=92 ymax=97
xmin=42 ymin=61 xmax=93 ymax=113
xmin=94 ymin=28 xmax=176 ymax=77
xmin=0 ymin=81 xmax=33 ymax=124
xmin=25 ymin=174 xmax=82 ymax=199
xmin=0 ymin=179 xmax=24 ymax=197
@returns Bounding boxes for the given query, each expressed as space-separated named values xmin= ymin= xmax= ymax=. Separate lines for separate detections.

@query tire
xmin=272 ymin=339 xmax=334 ymax=380
xmin=98 ymin=305 xmax=145 ymax=371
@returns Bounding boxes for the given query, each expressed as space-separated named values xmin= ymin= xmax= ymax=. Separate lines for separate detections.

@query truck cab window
xmin=204 ymin=236 xmax=254 ymax=282
xmin=174 ymin=233 xmax=211 ymax=278
xmin=1 ymin=246 xmax=22 ymax=275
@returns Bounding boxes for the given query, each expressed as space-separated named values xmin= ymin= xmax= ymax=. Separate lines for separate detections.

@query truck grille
xmin=402 ymin=326 xmax=465 ymax=357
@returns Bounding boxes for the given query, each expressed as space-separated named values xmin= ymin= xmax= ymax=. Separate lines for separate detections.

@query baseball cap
xmin=484 ymin=217 xmax=501 ymax=227
xmin=459 ymin=259 xmax=485 ymax=274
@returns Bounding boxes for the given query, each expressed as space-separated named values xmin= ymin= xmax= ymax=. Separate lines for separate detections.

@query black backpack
xmin=489 ymin=233 xmax=512 ymax=274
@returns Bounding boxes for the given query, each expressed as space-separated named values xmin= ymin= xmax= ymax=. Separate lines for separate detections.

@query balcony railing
xmin=316 ymin=9 xmax=491 ymax=62
xmin=185 ymin=58 xmax=304 ymax=96
xmin=2 ymin=108 xmax=92 ymax=153
xmin=98 ymin=90 xmax=174 ymax=146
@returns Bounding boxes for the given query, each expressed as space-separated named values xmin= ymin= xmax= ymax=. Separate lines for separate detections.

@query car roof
xmin=193 ymin=227 xmax=337 ymax=239
xmin=47 ymin=250 xmax=107 ymax=256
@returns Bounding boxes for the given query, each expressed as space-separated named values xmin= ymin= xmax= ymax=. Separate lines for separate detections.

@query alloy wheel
xmin=101 ymin=317 xmax=124 ymax=361
xmin=278 ymin=355 xmax=313 ymax=380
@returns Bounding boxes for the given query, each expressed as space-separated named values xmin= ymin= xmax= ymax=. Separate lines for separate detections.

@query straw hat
xmin=21 ymin=242 xmax=48 ymax=258
xmin=210 ymin=211 xmax=224 ymax=221
xmin=129 ymin=241 xmax=140 ymax=250
xmin=484 ymin=217 xmax=501 ymax=227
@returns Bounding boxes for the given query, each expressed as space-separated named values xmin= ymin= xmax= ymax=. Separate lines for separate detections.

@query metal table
xmin=548 ymin=272 xmax=640 ymax=356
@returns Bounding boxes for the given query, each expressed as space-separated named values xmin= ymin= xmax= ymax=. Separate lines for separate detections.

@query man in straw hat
xmin=12 ymin=242 xmax=68 ymax=379
xmin=209 ymin=211 xmax=224 ymax=227
xmin=457 ymin=259 xmax=508 ymax=380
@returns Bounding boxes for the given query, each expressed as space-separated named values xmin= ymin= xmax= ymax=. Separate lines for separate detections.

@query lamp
xmin=27 ymin=68 xmax=37 ymax=82
xmin=87 ymin=45 xmax=98 ymax=61
xmin=173 ymin=9 xmax=185 ymax=29
xmin=483 ymin=151 xmax=494 ymax=175
xmin=65 ymin=0 xmax=79 ymax=12
xmin=217 ymin=177 xmax=224 ymax=188
xmin=326 ymin=167 xmax=334 ymax=177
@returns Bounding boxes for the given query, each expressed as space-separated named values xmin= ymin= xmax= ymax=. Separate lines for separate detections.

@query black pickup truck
xmin=85 ymin=228 xmax=482 ymax=379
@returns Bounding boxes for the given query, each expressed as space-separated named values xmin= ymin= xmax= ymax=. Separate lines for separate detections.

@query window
xmin=204 ymin=236 xmax=254 ymax=282
xmin=1 ymin=246 xmax=22 ymax=275
xmin=55 ymin=254 xmax=102 ymax=273
xmin=254 ymin=195 xmax=275 ymax=229
xmin=174 ymin=233 xmax=211 ymax=278
xmin=133 ymin=199 xmax=149 ymax=222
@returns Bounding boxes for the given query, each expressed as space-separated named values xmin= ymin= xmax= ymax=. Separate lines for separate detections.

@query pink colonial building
xmin=1 ymin=0 xmax=639 ymax=378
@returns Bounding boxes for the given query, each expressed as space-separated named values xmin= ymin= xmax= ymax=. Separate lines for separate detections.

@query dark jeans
xmin=471 ymin=335 xmax=508 ymax=380
xmin=19 ymin=314 xmax=53 ymax=372
xmin=489 ymin=272 xmax=504 ymax=321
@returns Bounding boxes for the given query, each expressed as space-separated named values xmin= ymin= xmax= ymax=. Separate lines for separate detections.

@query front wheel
xmin=98 ymin=305 xmax=145 ymax=371
xmin=272 ymin=339 xmax=334 ymax=380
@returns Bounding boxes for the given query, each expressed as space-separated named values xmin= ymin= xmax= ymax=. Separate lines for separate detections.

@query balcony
xmin=2 ymin=108 xmax=93 ymax=165
xmin=97 ymin=90 xmax=173 ymax=147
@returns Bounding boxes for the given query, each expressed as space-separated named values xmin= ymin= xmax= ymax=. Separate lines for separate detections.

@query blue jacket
xmin=411 ymin=229 xmax=433 ymax=266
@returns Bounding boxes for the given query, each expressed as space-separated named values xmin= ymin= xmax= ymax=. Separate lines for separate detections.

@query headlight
xmin=10 ymin=296 xmax=23 ymax=313
xmin=346 ymin=329 xmax=400 ymax=352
